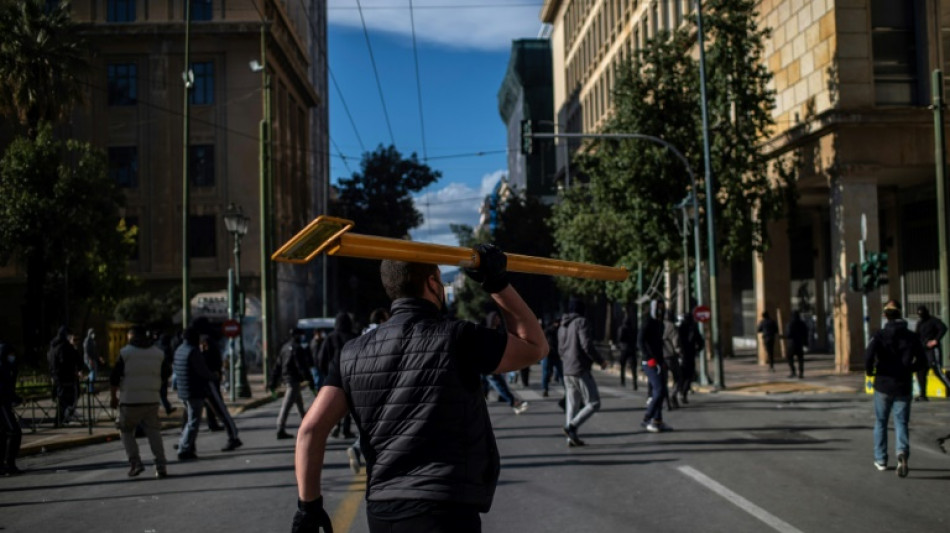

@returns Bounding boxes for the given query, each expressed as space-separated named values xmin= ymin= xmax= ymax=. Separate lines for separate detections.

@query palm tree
xmin=0 ymin=0 xmax=87 ymax=134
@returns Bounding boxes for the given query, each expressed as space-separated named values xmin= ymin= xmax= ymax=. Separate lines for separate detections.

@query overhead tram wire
xmin=327 ymin=3 xmax=545 ymax=10
xmin=355 ymin=0 xmax=397 ymax=147
xmin=331 ymin=137 xmax=354 ymax=174
xmin=409 ymin=0 xmax=428 ymax=161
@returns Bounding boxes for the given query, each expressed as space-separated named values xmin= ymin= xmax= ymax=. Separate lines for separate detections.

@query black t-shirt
xmin=323 ymin=319 xmax=507 ymax=390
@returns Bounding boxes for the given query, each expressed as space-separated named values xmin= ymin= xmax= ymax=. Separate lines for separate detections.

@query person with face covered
xmin=291 ymin=244 xmax=547 ymax=533
xmin=639 ymin=299 xmax=672 ymax=433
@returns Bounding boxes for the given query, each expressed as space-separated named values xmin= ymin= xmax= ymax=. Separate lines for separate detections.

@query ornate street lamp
xmin=224 ymin=203 xmax=251 ymax=399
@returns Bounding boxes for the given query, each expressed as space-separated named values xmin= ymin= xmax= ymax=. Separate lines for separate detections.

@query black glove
xmin=465 ymin=243 xmax=509 ymax=293
xmin=291 ymin=497 xmax=333 ymax=533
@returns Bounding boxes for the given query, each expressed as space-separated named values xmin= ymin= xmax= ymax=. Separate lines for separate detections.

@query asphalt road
xmin=2 ymin=374 xmax=949 ymax=533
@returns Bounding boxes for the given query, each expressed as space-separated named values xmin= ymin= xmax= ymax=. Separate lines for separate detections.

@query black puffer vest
xmin=341 ymin=298 xmax=500 ymax=512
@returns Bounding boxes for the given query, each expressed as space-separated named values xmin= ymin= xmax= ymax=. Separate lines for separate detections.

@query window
xmin=108 ymin=147 xmax=138 ymax=188
xmin=189 ymin=215 xmax=216 ymax=258
xmin=871 ymin=0 xmax=926 ymax=105
xmin=189 ymin=62 xmax=214 ymax=105
xmin=189 ymin=145 xmax=215 ymax=187
xmin=107 ymin=63 xmax=137 ymax=106
xmin=189 ymin=0 xmax=213 ymax=21
xmin=107 ymin=0 xmax=135 ymax=22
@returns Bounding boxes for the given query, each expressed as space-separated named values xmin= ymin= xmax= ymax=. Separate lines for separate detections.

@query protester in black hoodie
xmin=48 ymin=326 xmax=83 ymax=425
xmin=317 ymin=312 xmax=357 ymax=438
xmin=639 ymin=299 xmax=671 ymax=433
xmin=913 ymin=305 xmax=949 ymax=401
xmin=865 ymin=300 xmax=925 ymax=477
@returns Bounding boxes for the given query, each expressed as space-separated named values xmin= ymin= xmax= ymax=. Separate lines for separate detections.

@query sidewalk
xmin=692 ymin=348 xmax=866 ymax=395
xmin=18 ymin=372 xmax=276 ymax=457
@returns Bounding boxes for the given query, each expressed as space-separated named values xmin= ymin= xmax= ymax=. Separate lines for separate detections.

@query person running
xmin=291 ymin=245 xmax=547 ymax=532
xmin=639 ymin=299 xmax=671 ymax=433
xmin=559 ymin=297 xmax=607 ymax=447
xmin=865 ymin=300 xmax=925 ymax=477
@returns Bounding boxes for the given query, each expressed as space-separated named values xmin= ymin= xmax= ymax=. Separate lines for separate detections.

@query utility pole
xmin=258 ymin=23 xmax=274 ymax=382
xmin=860 ymin=214 xmax=870 ymax=347
xmin=695 ymin=0 xmax=724 ymax=389
xmin=181 ymin=0 xmax=192 ymax=328
xmin=932 ymin=70 xmax=950 ymax=367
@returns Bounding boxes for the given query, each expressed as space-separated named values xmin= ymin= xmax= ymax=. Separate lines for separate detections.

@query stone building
xmin=540 ymin=0 xmax=947 ymax=371
xmin=0 ymin=1 xmax=330 ymax=359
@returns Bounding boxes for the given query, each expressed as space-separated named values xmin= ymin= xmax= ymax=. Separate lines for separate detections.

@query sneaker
xmin=937 ymin=437 xmax=948 ymax=454
xmin=221 ymin=439 xmax=243 ymax=452
xmin=347 ymin=447 xmax=362 ymax=474
xmin=128 ymin=461 xmax=145 ymax=477
xmin=645 ymin=422 xmax=661 ymax=433
xmin=276 ymin=430 xmax=295 ymax=440
xmin=155 ymin=466 xmax=168 ymax=479
xmin=177 ymin=451 xmax=198 ymax=461
xmin=655 ymin=421 xmax=673 ymax=432
xmin=542 ymin=389 xmax=549 ymax=397
xmin=874 ymin=461 xmax=887 ymax=471
xmin=512 ymin=401 xmax=529 ymax=415
xmin=896 ymin=453 xmax=908 ymax=478
xmin=563 ymin=424 xmax=584 ymax=447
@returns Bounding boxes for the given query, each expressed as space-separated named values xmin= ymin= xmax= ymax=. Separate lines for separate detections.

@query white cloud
xmin=327 ymin=0 xmax=545 ymax=51
xmin=409 ymin=169 xmax=504 ymax=247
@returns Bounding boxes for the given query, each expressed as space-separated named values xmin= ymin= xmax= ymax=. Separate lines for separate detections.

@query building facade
xmin=0 ymin=1 xmax=329 ymax=358
xmin=540 ymin=0 xmax=948 ymax=371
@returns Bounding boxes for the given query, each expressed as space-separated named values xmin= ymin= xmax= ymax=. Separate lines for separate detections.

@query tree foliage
xmin=0 ymin=0 xmax=87 ymax=134
xmin=330 ymin=145 xmax=441 ymax=316
xmin=0 ymin=124 xmax=135 ymax=356
xmin=550 ymin=0 xmax=796 ymax=304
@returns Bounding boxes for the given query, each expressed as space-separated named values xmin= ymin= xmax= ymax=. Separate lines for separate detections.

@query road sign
xmin=222 ymin=319 xmax=241 ymax=338
xmin=693 ymin=305 xmax=712 ymax=323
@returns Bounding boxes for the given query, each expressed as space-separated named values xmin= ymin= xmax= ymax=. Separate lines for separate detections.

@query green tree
xmin=449 ymin=223 xmax=490 ymax=322
xmin=0 ymin=124 xmax=133 ymax=360
xmin=0 ymin=0 xmax=87 ymax=135
xmin=330 ymin=145 xmax=441 ymax=316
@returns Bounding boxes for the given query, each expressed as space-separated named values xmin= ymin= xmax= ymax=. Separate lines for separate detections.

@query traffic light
xmin=861 ymin=255 xmax=876 ymax=293
xmin=520 ymin=119 xmax=533 ymax=156
xmin=876 ymin=252 xmax=889 ymax=287
xmin=849 ymin=263 xmax=860 ymax=292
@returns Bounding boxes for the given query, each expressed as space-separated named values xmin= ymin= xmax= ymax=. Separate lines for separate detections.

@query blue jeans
xmin=484 ymin=374 xmax=515 ymax=405
xmin=541 ymin=356 xmax=563 ymax=392
xmin=310 ymin=367 xmax=323 ymax=391
xmin=178 ymin=397 xmax=205 ymax=455
xmin=873 ymin=391 xmax=911 ymax=465
xmin=643 ymin=365 xmax=667 ymax=423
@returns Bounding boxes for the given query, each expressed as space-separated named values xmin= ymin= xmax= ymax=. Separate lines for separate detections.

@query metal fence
xmin=13 ymin=377 xmax=117 ymax=435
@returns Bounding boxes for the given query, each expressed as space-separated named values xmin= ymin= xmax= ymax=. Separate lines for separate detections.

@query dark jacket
xmin=786 ymin=316 xmax=808 ymax=353
xmin=616 ymin=318 xmax=637 ymax=360
xmin=340 ymin=298 xmax=500 ymax=512
xmin=865 ymin=319 xmax=925 ymax=396
xmin=757 ymin=318 xmax=778 ymax=343
xmin=48 ymin=331 xmax=83 ymax=385
xmin=916 ymin=314 xmax=948 ymax=350
xmin=638 ymin=301 xmax=665 ymax=367
xmin=270 ymin=338 xmax=308 ymax=389
xmin=558 ymin=313 xmax=603 ymax=376
xmin=316 ymin=312 xmax=355 ymax=377
xmin=543 ymin=323 xmax=561 ymax=362
xmin=678 ymin=316 xmax=704 ymax=361
xmin=172 ymin=342 xmax=214 ymax=401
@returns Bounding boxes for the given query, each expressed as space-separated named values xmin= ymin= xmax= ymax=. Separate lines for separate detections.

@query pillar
xmin=754 ymin=218 xmax=792 ymax=365
xmin=831 ymin=177 xmax=881 ymax=373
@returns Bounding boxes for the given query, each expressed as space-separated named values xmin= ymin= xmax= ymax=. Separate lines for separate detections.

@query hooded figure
xmin=638 ymin=299 xmax=672 ymax=432
xmin=914 ymin=305 xmax=950 ymax=400
xmin=557 ymin=297 xmax=606 ymax=447
xmin=48 ymin=326 xmax=83 ymax=424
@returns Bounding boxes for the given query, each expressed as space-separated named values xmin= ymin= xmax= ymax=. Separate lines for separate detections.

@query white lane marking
xmin=677 ymin=465 xmax=804 ymax=533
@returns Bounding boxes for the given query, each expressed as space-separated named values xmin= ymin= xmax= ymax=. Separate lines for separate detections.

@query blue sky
xmin=326 ymin=1 xmax=545 ymax=247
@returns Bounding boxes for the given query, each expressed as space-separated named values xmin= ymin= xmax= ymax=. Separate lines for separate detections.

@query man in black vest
xmin=291 ymin=245 xmax=548 ymax=533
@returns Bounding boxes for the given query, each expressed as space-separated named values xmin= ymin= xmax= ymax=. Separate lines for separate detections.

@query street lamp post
xmin=224 ymin=203 xmax=251 ymax=399
xmin=181 ymin=0 xmax=193 ymax=328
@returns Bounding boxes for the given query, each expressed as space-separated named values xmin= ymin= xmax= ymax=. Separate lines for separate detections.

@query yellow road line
xmin=332 ymin=473 xmax=366 ymax=532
